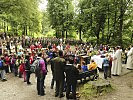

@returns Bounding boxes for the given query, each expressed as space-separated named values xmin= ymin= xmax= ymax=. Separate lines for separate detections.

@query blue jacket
xmin=81 ymin=65 xmax=88 ymax=72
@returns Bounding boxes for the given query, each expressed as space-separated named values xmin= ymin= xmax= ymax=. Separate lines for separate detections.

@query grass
xmin=79 ymin=81 xmax=115 ymax=100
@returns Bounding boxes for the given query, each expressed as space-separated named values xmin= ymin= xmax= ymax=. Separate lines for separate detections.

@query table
xmin=91 ymin=55 xmax=105 ymax=69
xmin=91 ymin=53 xmax=114 ymax=69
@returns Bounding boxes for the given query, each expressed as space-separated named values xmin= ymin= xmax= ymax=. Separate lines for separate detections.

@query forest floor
xmin=0 ymin=64 xmax=133 ymax=100
xmin=91 ymin=65 xmax=133 ymax=100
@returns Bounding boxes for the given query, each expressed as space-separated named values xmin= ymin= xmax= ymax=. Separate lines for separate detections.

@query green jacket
xmin=53 ymin=57 xmax=66 ymax=80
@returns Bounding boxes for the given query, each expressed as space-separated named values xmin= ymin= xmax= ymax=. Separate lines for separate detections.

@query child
xmin=102 ymin=54 xmax=109 ymax=79
xmin=88 ymin=60 xmax=97 ymax=71
xmin=81 ymin=61 xmax=88 ymax=72
xmin=0 ymin=56 xmax=7 ymax=81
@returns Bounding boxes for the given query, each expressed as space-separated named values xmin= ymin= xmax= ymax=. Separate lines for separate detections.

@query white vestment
xmin=57 ymin=45 xmax=63 ymax=50
xmin=10 ymin=45 xmax=15 ymax=53
xmin=126 ymin=48 xmax=133 ymax=69
xmin=112 ymin=49 xmax=122 ymax=75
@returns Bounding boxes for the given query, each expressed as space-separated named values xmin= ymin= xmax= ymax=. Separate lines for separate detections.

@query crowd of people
xmin=0 ymin=35 xmax=133 ymax=100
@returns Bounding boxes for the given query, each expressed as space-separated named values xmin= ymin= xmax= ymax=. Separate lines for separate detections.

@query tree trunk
xmin=90 ymin=0 xmax=93 ymax=33
xmin=26 ymin=25 xmax=28 ymax=36
xmin=96 ymin=33 xmax=100 ymax=45
xmin=16 ymin=26 xmax=18 ymax=36
xmin=102 ymin=28 xmax=104 ymax=43
xmin=96 ymin=25 xmax=100 ymax=45
xmin=4 ymin=20 xmax=6 ymax=33
xmin=107 ymin=3 xmax=110 ymax=44
xmin=66 ymin=31 xmax=68 ymax=39
xmin=7 ymin=25 xmax=8 ymax=32
xmin=119 ymin=0 xmax=124 ymax=46
xmin=56 ymin=31 xmax=58 ymax=38
xmin=62 ymin=31 xmax=64 ymax=38
xmin=113 ymin=0 xmax=117 ymax=39
xmin=29 ymin=26 xmax=30 ymax=36
xmin=131 ymin=33 xmax=133 ymax=43
xmin=79 ymin=26 xmax=82 ymax=40
xmin=23 ymin=26 xmax=26 ymax=36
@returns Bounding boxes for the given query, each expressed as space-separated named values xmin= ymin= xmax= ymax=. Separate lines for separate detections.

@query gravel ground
xmin=0 ymin=65 xmax=133 ymax=100
xmin=89 ymin=65 xmax=133 ymax=100
xmin=0 ymin=65 xmax=66 ymax=100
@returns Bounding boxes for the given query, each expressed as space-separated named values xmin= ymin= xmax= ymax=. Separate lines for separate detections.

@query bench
xmin=77 ymin=69 xmax=99 ymax=83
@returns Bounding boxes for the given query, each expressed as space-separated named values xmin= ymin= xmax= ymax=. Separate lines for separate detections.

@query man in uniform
xmin=53 ymin=50 xmax=66 ymax=98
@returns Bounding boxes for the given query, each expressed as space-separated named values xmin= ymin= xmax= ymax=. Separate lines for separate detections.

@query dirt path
xmin=0 ymin=65 xmax=65 ymax=100
xmin=93 ymin=68 xmax=133 ymax=100
xmin=0 ymin=65 xmax=133 ymax=100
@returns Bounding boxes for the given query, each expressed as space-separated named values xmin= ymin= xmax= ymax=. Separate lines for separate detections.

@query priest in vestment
xmin=112 ymin=47 xmax=122 ymax=75
xmin=126 ymin=47 xmax=133 ymax=70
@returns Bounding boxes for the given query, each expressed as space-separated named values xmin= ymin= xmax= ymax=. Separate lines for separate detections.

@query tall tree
xmin=47 ymin=0 xmax=74 ymax=38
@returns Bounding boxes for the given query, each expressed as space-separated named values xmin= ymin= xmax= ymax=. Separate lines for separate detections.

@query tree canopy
xmin=0 ymin=0 xmax=133 ymax=47
xmin=0 ymin=0 xmax=41 ymax=36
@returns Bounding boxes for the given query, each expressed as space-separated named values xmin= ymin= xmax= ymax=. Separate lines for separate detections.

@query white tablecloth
xmin=91 ymin=53 xmax=114 ymax=69
xmin=91 ymin=55 xmax=105 ymax=69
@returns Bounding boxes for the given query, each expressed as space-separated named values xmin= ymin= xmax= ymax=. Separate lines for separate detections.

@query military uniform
xmin=53 ymin=57 xmax=66 ymax=97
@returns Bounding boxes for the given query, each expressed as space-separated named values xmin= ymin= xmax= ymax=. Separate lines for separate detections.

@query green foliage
xmin=0 ymin=0 xmax=41 ymax=36
xmin=73 ymin=0 xmax=133 ymax=46
xmin=47 ymin=0 xmax=74 ymax=38
xmin=41 ymin=11 xmax=52 ymax=34
xmin=0 ymin=0 xmax=133 ymax=47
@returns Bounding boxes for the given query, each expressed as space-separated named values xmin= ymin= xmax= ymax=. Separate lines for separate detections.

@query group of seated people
xmin=76 ymin=60 xmax=98 ymax=82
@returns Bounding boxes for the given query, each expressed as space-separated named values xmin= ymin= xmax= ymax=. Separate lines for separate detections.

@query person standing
xmin=102 ymin=54 xmax=109 ymax=79
xmin=4 ymin=53 xmax=10 ymax=73
xmin=53 ymin=50 xmax=66 ymax=98
xmin=24 ymin=55 xmax=31 ymax=84
xmin=125 ymin=48 xmax=129 ymax=64
xmin=0 ymin=56 xmax=7 ymax=81
xmin=112 ymin=47 xmax=122 ymax=76
xmin=126 ymin=46 xmax=133 ymax=70
xmin=10 ymin=54 xmax=16 ymax=73
xmin=50 ymin=52 xmax=57 ymax=89
xmin=65 ymin=59 xmax=79 ymax=100
xmin=0 ymin=43 xmax=3 ymax=56
xmin=35 ymin=53 xmax=47 ymax=96
xmin=15 ymin=55 xmax=21 ymax=77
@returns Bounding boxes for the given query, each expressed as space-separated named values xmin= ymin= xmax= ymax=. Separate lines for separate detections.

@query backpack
xmin=30 ymin=59 xmax=38 ymax=73
xmin=30 ymin=59 xmax=41 ymax=75
xmin=25 ymin=59 xmax=31 ymax=70
xmin=0 ymin=60 xmax=3 ymax=69
xmin=34 ymin=59 xmax=41 ymax=77
xmin=103 ymin=58 xmax=109 ymax=67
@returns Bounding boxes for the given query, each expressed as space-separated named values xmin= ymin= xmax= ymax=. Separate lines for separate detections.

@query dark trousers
xmin=55 ymin=79 xmax=64 ymax=96
xmin=37 ymin=75 xmax=46 ymax=95
xmin=14 ymin=67 xmax=18 ymax=76
xmin=103 ymin=66 xmax=108 ymax=79
xmin=90 ymin=68 xmax=97 ymax=80
xmin=19 ymin=71 xmax=23 ymax=78
xmin=26 ymin=71 xmax=31 ymax=84
xmin=108 ymin=66 xmax=111 ymax=78
xmin=10 ymin=64 xmax=14 ymax=73
xmin=66 ymin=81 xmax=77 ymax=99
xmin=51 ymin=77 xmax=54 ymax=88
xmin=5 ymin=65 xmax=9 ymax=73
xmin=51 ymin=72 xmax=55 ymax=88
